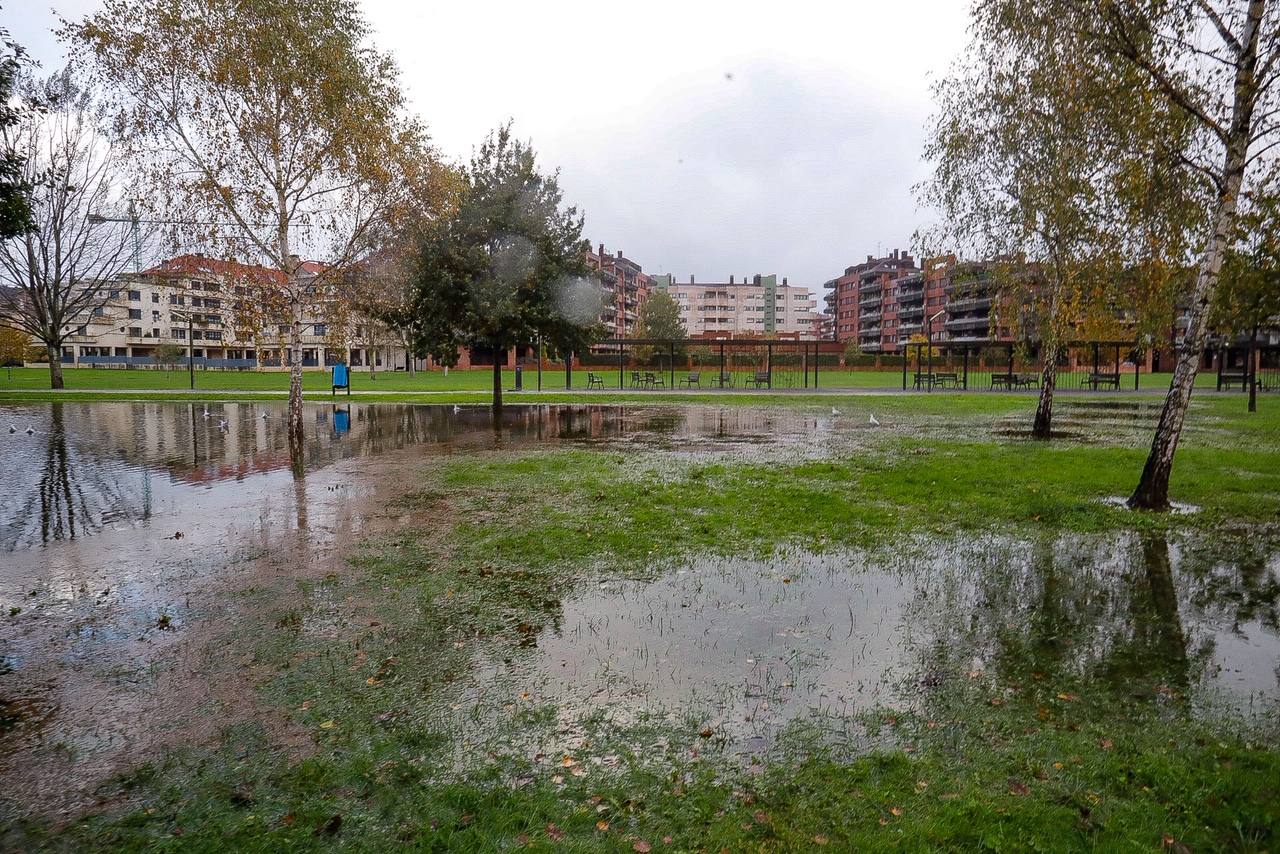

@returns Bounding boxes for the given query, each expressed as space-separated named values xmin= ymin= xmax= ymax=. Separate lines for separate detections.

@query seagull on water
xmin=831 ymin=407 xmax=839 ymax=417
xmin=218 ymin=419 xmax=228 ymax=430
xmin=452 ymin=404 xmax=461 ymax=414
xmin=261 ymin=411 xmax=269 ymax=419
xmin=202 ymin=404 xmax=210 ymax=418
xmin=868 ymin=413 xmax=880 ymax=427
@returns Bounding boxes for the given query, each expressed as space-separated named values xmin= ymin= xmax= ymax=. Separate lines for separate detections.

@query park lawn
xmin=9 ymin=394 xmax=1279 ymax=851
xmin=0 ymin=364 xmax=1221 ymax=394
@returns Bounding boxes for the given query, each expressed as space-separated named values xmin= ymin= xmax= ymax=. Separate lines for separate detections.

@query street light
xmin=925 ymin=309 xmax=946 ymax=390
xmin=169 ymin=309 xmax=197 ymax=389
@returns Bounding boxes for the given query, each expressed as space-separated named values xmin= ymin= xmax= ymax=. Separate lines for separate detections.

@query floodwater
xmin=0 ymin=401 xmax=1277 ymax=817
xmin=455 ymin=534 xmax=1280 ymax=763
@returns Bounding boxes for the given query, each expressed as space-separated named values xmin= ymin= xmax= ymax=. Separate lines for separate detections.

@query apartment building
xmin=825 ymin=250 xmax=919 ymax=345
xmin=57 ymin=254 xmax=410 ymax=369
xmin=666 ymin=274 xmax=820 ymax=338
xmin=586 ymin=244 xmax=652 ymax=338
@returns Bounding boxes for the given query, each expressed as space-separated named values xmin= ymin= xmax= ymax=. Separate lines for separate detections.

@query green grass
xmin=0 ymin=364 xmax=1222 ymax=394
xmin=6 ymin=393 xmax=1280 ymax=851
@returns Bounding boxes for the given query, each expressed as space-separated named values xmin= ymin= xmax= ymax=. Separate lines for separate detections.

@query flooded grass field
xmin=1 ymin=398 xmax=1278 ymax=850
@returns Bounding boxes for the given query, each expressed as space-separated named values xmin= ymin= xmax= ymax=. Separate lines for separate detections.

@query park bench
xmin=915 ymin=371 xmax=959 ymax=389
xmin=646 ymin=371 xmax=665 ymax=388
xmin=1085 ymin=372 xmax=1120 ymax=390
xmin=1219 ymin=370 xmax=1249 ymax=390
xmin=587 ymin=372 xmax=604 ymax=389
xmin=680 ymin=371 xmax=701 ymax=388
xmin=744 ymin=371 xmax=771 ymax=388
xmin=716 ymin=372 xmax=733 ymax=388
xmin=630 ymin=370 xmax=643 ymax=388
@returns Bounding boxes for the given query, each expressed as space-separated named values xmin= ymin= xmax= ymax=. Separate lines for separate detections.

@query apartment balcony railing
xmin=948 ymin=295 xmax=994 ymax=312
xmin=945 ymin=315 xmax=991 ymax=333
xmin=859 ymin=296 xmax=883 ymax=310
xmin=859 ymin=281 xmax=882 ymax=294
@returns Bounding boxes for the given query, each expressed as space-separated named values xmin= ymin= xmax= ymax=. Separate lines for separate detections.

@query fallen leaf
xmin=561 ymin=756 xmax=577 ymax=767
xmin=989 ymin=697 xmax=1004 ymax=706
xmin=1099 ymin=738 xmax=1114 ymax=750
xmin=596 ymin=820 xmax=609 ymax=831
xmin=366 ymin=677 xmax=382 ymax=686
xmin=1008 ymin=779 xmax=1030 ymax=796
xmin=699 ymin=726 xmax=714 ymax=738
xmin=633 ymin=842 xmax=651 ymax=853
xmin=319 ymin=720 xmax=336 ymax=729
xmin=515 ymin=834 xmax=529 ymax=847
xmin=889 ymin=807 xmax=903 ymax=817
xmin=546 ymin=823 xmax=564 ymax=842
xmin=1057 ymin=693 xmax=1078 ymax=702
xmin=813 ymin=834 xmax=829 ymax=845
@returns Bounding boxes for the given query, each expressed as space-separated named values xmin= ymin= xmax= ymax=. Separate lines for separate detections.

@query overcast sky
xmin=7 ymin=0 xmax=971 ymax=292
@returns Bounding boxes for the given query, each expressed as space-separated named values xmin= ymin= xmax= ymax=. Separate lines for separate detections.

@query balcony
xmin=944 ymin=315 xmax=991 ymax=333
xmin=948 ymin=295 xmax=994 ymax=312
xmin=859 ymin=281 xmax=882 ymax=295
xmin=860 ymin=295 xmax=882 ymax=310
xmin=898 ymin=305 xmax=924 ymax=321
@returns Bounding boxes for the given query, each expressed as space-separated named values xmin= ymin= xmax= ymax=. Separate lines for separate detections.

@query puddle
xmin=0 ymin=401 xmax=831 ymax=552
xmin=1100 ymin=495 xmax=1202 ymax=515
xmin=455 ymin=533 xmax=1279 ymax=759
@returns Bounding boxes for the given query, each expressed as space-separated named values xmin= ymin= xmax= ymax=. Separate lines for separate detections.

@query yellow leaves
xmin=560 ymin=756 xmax=577 ymax=767
xmin=319 ymin=719 xmax=335 ymax=729
xmin=596 ymin=820 xmax=609 ymax=831
xmin=1057 ymin=692 xmax=1078 ymax=702
xmin=813 ymin=834 xmax=829 ymax=845
xmin=889 ymin=806 xmax=903 ymax=816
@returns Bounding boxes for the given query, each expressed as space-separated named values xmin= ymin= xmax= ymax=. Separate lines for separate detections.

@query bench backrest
xmin=755 ymin=371 xmax=769 ymax=380
xmin=688 ymin=372 xmax=700 ymax=379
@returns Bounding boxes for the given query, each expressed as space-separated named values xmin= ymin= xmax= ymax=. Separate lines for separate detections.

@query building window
xmin=173 ymin=328 xmax=186 ymax=339
xmin=127 ymin=290 xmax=141 ymax=301
xmin=313 ymin=324 xmax=326 ymax=336
xmin=92 ymin=307 xmax=106 ymax=317
xmin=128 ymin=326 xmax=143 ymax=337
xmin=128 ymin=308 xmax=142 ymax=319
xmin=170 ymin=295 xmax=185 ymax=305
xmin=205 ymin=330 xmax=222 ymax=341
xmin=152 ymin=293 xmax=160 ymax=303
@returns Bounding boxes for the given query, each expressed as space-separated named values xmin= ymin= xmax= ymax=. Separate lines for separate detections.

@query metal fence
xmin=902 ymin=341 xmax=1144 ymax=392
xmin=1213 ymin=344 xmax=1280 ymax=392
xmin=576 ymin=339 xmax=823 ymax=390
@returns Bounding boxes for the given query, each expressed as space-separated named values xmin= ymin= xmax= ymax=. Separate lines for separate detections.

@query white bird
xmin=261 ymin=411 xmax=268 ymax=419
xmin=831 ymin=407 xmax=839 ymax=417
xmin=868 ymin=413 xmax=880 ymax=427
xmin=218 ymin=419 xmax=228 ymax=429
xmin=202 ymin=405 xmax=210 ymax=418
xmin=452 ymin=405 xmax=461 ymax=414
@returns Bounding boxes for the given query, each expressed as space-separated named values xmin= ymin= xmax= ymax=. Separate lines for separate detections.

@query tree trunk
xmin=1129 ymin=1 xmax=1262 ymax=510
xmin=1248 ymin=324 xmax=1258 ymax=413
xmin=288 ymin=297 xmax=304 ymax=440
xmin=1032 ymin=342 xmax=1060 ymax=439
xmin=47 ymin=345 xmax=64 ymax=390
xmin=368 ymin=336 xmax=378 ymax=382
xmin=491 ymin=355 xmax=503 ymax=413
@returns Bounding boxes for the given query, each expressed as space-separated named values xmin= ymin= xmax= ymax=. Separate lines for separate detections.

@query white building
xmin=663 ymin=274 xmax=821 ymax=338
xmin=57 ymin=254 xmax=411 ymax=370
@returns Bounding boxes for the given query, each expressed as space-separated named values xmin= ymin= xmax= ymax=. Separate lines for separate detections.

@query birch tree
xmin=0 ymin=70 xmax=135 ymax=389
xmin=922 ymin=1 xmax=1197 ymax=438
xmin=1072 ymin=0 xmax=1280 ymax=509
xmin=64 ymin=0 xmax=442 ymax=436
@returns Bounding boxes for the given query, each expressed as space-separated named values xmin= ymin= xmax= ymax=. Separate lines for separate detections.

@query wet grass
xmin=6 ymin=396 xmax=1280 ymax=851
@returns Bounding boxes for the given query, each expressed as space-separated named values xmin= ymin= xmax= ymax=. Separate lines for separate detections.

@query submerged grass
xmin=7 ymin=396 xmax=1280 ymax=851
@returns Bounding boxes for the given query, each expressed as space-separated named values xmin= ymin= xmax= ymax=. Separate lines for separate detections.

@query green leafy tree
xmin=634 ymin=290 xmax=686 ymax=340
xmin=65 ymin=0 xmax=443 ymax=438
xmin=407 ymin=124 xmax=602 ymax=411
xmin=153 ymin=341 xmax=187 ymax=375
xmin=0 ymin=17 xmax=32 ymax=239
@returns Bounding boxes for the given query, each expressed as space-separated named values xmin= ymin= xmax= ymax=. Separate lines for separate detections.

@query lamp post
xmin=926 ymin=309 xmax=946 ymax=391
xmin=170 ymin=310 xmax=196 ymax=389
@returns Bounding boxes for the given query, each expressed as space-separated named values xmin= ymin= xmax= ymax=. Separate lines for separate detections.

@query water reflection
xmin=470 ymin=532 xmax=1279 ymax=753
xmin=0 ymin=402 xmax=822 ymax=551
